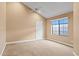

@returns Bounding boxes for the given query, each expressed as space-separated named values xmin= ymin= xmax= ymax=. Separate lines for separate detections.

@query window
xmin=51 ymin=17 xmax=68 ymax=36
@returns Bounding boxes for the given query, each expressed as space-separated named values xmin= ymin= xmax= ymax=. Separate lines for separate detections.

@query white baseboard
xmin=46 ymin=39 xmax=73 ymax=48
xmin=6 ymin=39 xmax=39 ymax=45
xmin=1 ymin=40 xmax=36 ymax=56
xmin=0 ymin=43 xmax=6 ymax=56
xmin=73 ymin=51 xmax=78 ymax=56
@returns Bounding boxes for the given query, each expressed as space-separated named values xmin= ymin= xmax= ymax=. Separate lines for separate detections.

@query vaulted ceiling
xmin=23 ymin=2 xmax=73 ymax=18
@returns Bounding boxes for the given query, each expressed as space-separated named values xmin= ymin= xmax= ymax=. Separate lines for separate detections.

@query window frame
xmin=51 ymin=17 xmax=69 ymax=36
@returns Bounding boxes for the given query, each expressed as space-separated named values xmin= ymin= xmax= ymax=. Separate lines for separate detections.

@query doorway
xmin=36 ymin=21 xmax=44 ymax=40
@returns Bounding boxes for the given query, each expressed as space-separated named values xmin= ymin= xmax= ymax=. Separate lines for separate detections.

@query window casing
xmin=51 ymin=17 xmax=69 ymax=36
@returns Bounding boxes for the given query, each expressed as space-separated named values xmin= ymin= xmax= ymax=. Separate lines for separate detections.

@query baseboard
xmin=0 ymin=43 xmax=6 ymax=56
xmin=6 ymin=39 xmax=38 ymax=45
xmin=46 ymin=39 xmax=73 ymax=48
xmin=73 ymin=51 xmax=78 ymax=56
xmin=1 ymin=40 xmax=36 ymax=55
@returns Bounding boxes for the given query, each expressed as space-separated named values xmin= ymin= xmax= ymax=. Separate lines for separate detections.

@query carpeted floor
xmin=3 ymin=40 xmax=74 ymax=56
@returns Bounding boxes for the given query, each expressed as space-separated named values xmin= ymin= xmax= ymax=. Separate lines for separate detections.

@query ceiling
xmin=23 ymin=2 xmax=73 ymax=18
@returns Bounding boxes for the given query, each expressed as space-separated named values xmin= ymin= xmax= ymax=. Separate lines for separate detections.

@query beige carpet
xmin=3 ymin=40 xmax=73 ymax=56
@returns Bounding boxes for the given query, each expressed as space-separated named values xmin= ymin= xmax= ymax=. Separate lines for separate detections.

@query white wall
xmin=6 ymin=3 xmax=46 ymax=42
xmin=0 ymin=3 xmax=6 ymax=55
xmin=74 ymin=3 xmax=79 ymax=55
